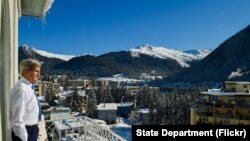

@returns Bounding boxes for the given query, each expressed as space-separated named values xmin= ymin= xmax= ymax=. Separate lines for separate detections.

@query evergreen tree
xmin=149 ymin=92 xmax=160 ymax=124
xmin=128 ymin=106 xmax=138 ymax=125
xmin=43 ymin=73 xmax=50 ymax=81
xmin=57 ymin=77 xmax=64 ymax=86
xmin=86 ymin=88 xmax=97 ymax=118
xmin=111 ymin=87 xmax=133 ymax=103
xmin=45 ymin=88 xmax=52 ymax=103
xmin=45 ymin=86 xmax=57 ymax=105
xmin=63 ymin=77 xmax=69 ymax=91
xmin=65 ymin=87 xmax=83 ymax=112
xmin=95 ymin=87 xmax=105 ymax=104
xmin=136 ymin=87 xmax=151 ymax=108
xmin=104 ymin=86 xmax=114 ymax=103
xmin=162 ymin=88 xmax=200 ymax=125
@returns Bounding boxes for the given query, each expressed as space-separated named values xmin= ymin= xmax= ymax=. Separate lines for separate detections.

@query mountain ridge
xmin=164 ymin=24 xmax=250 ymax=82
xmin=18 ymin=44 xmax=211 ymax=78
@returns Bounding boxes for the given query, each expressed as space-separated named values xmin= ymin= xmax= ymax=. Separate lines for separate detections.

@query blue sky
xmin=19 ymin=0 xmax=250 ymax=56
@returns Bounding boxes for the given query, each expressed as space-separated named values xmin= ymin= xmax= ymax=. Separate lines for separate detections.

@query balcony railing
xmin=44 ymin=116 xmax=126 ymax=141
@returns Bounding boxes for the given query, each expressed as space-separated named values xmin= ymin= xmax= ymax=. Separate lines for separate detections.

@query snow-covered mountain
xmin=22 ymin=44 xmax=76 ymax=61
xmin=19 ymin=44 xmax=213 ymax=78
xmin=130 ymin=44 xmax=212 ymax=67
xmin=184 ymin=49 xmax=213 ymax=58
xmin=21 ymin=44 xmax=212 ymax=67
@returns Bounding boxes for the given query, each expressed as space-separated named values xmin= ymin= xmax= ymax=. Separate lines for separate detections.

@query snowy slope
xmin=33 ymin=48 xmax=75 ymax=61
xmin=22 ymin=44 xmax=76 ymax=61
xmin=130 ymin=44 xmax=212 ymax=67
xmin=184 ymin=49 xmax=213 ymax=59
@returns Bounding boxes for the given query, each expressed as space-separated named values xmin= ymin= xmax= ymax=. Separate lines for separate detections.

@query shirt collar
xmin=20 ymin=76 xmax=33 ymax=87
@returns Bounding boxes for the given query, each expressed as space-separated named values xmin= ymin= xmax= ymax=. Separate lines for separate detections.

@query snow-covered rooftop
xmin=201 ymin=91 xmax=250 ymax=96
xmin=60 ymin=90 xmax=86 ymax=97
xmin=137 ymin=108 xmax=149 ymax=114
xmin=117 ymin=102 xmax=134 ymax=107
xmin=97 ymin=103 xmax=117 ymax=111
xmin=50 ymin=112 xmax=74 ymax=121
xmin=37 ymin=96 xmax=45 ymax=101
xmin=98 ymin=77 xmax=142 ymax=82
xmin=225 ymin=81 xmax=250 ymax=85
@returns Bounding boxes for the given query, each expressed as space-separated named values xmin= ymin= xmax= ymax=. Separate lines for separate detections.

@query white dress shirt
xmin=10 ymin=77 xmax=40 ymax=141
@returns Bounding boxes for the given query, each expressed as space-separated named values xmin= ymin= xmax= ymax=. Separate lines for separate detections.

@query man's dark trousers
xmin=12 ymin=125 xmax=39 ymax=141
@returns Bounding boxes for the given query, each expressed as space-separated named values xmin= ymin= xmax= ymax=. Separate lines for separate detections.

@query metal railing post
xmin=84 ymin=116 xmax=87 ymax=141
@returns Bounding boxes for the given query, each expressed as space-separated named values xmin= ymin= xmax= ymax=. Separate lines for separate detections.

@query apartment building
xmin=34 ymin=81 xmax=60 ymax=96
xmin=191 ymin=81 xmax=250 ymax=125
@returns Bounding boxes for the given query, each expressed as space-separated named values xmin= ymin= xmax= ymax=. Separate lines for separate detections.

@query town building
xmin=34 ymin=81 xmax=60 ymax=96
xmin=97 ymin=103 xmax=117 ymax=124
xmin=68 ymin=79 xmax=93 ymax=88
xmin=191 ymin=81 xmax=250 ymax=125
xmin=117 ymin=102 xmax=134 ymax=118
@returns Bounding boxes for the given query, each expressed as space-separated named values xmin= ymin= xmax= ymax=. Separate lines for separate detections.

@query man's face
xmin=26 ymin=66 xmax=41 ymax=83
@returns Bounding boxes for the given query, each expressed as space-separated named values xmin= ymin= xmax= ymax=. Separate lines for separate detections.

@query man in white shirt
xmin=10 ymin=59 xmax=41 ymax=141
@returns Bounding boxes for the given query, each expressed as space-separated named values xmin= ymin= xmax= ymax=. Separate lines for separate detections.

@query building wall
xmin=95 ymin=80 xmax=109 ymax=88
xmin=235 ymin=84 xmax=250 ymax=93
xmin=117 ymin=105 xmax=133 ymax=118
xmin=139 ymin=113 xmax=150 ymax=124
xmin=34 ymin=84 xmax=42 ymax=96
xmin=97 ymin=110 xmax=117 ymax=124
xmin=68 ymin=80 xmax=84 ymax=87
xmin=34 ymin=82 xmax=60 ymax=96
xmin=194 ymin=93 xmax=250 ymax=125
xmin=190 ymin=108 xmax=197 ymax=125
xmin=225 ymin=83 xmax=237 ymax=91
xmin=225 ymin=83 xmax=250 ymax=93
xmin=193 ymin=81 xmax=250 ymax=125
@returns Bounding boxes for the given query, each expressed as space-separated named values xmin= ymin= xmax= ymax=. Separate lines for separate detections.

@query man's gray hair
xmin=20 ymin=59 xmax=41 ymax=75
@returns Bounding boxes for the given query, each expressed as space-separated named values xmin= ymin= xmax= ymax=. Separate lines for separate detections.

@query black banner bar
xmin=132 ymin=125 xmax=250 ymax=140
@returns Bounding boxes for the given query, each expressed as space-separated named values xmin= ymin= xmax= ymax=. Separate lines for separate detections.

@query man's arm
xmin=10 ymin=88 xmax=28 ymax=141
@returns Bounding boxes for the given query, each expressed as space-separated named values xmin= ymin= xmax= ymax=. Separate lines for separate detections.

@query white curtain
xmin=0 ymin=0 xmax=2 ymax=140
xmin=0 ymin=0 xmax=19 ymax=140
